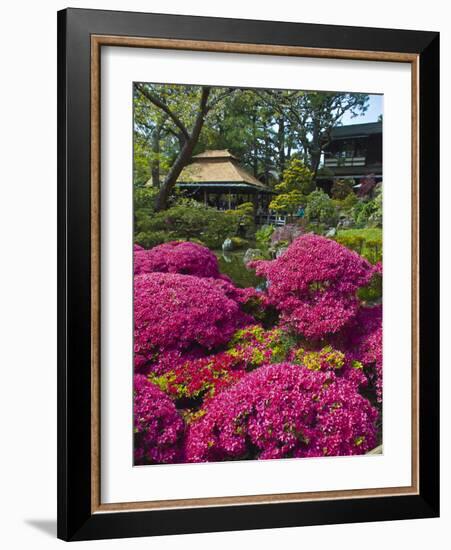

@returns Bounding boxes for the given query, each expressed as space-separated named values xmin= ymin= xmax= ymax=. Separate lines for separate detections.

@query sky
xmin=340 ymin=94 xmax=383 ymax=125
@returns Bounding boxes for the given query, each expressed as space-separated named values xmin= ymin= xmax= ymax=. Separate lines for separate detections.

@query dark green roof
xmin=330 ymin=121 xmax=382 ymax=139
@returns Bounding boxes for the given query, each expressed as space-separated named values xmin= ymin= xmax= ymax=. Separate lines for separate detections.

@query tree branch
xmin=136 ymin=83 xmax=190 ymax=141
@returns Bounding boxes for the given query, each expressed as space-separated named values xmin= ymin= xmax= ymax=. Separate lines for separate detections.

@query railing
xmin=256 ymin=214 xmax=287 ymax=226
xmin=324 ymin=156 xmax=366 ymax=168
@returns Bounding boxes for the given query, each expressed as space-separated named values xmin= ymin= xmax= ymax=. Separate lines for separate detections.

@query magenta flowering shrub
xmin=134 ymin=240 xmax=221 ymax=278
xmin=339 ymin=305 xmax=382 ymax=402
xmin=150 ymin=352 xmax=246 ymax=417
xmin=250 ymin=234 xmax=376 ymax=338
xmin=185 ymin=363 xmax=378 ymax=462
xmin=226 ymin=325 xmax=290 ymax=369
xmin=134 ymin=272 xmax=252 ymax=372
xmin=289 ymin=345 xmax=368 ymax=389
xmin=134 ymin=375 xmax=185 ymax=464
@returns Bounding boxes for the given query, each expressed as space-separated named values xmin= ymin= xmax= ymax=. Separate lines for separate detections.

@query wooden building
xmin=176 ymin=150 xmax=274 ymax=212
xmin=318 ymin=121 xmax=382 ymax=191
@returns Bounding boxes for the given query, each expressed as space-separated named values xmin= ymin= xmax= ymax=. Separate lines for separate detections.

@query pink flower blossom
xmin=336 ymin=305 xmax=383 ymax=402
xmin=185 ymin=363 xmax=378 ymax=462
xmin=134 ymin=272 xmax=252 ymax=372
xmin=134 ymin=241 xmax=221 ymax=278
xmin=134 ymin=375 xmax=185 ymax=464
xmin=250 ymin=234 xmax=376 ymax=338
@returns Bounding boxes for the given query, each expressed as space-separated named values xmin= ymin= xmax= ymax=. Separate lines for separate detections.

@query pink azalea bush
xmin=134 ymin=240 xmax=221 ymax=278
xmin=250 ymin=234 xmax=376 ymax=338
xmin=185 ymin=363 xmax=378 ymax=462
xmin=134 ymin=374 xmax=185 ymax=465
xmin=337 ymin=305 xmax=383 ymax=402
xmin=134 ymin=272 xmax=252 ymax=372
xmin=149 ymin=352 xmax=246 ymax=421
xmin=289 ymin=345 xmax=368 ymax=389
xmin=226 ymin=325 xmax=290 ymax=370
xmin=132 ymin=236 xmax=383 ymax=463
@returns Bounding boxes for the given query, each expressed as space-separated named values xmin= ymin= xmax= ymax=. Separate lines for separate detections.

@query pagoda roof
xmin=176 ymin=149 xmax=271 ymax=192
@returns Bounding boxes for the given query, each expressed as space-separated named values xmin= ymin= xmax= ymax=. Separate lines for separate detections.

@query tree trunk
xmin=252 ymin=114 xmax=258 ymax=177
xmin=155 ymin=87 xmax=211 ymax=211
xmin=151 ymin=124 xmax=161 ymax=188
xmin=277 ymin=116 xmax=285 ymax=174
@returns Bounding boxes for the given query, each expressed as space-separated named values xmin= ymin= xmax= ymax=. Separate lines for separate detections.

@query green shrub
xmin=305 ymin=189 xmax=338 ymax=226
xmin=135 ymin=204 xmax=239 ymax=249
xmin=255 ymin=225 xmax=275 ymax=249
xmin=333 ymin=191 xmax=358 ymax=213
xmin=269 ymin=159 xmax=313 ymax=215
xmin=334 ymin=228 xmax=382 ymax=264
xmin=352 ymin=186 xmax=382 ymax=228
xmin=135 ymin=230 xmax=173 ymax=249
xmin=134 ymin=186 xmax=158 ymax=211
xmin=226 ymin=202 xmax=255 ymax=237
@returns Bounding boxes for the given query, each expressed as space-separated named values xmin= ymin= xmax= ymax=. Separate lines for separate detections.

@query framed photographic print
xmin=57 ymin=8 xmax=439 ymax=541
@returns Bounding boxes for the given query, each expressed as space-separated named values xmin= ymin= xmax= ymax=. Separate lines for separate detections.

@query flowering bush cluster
xmin=134 ymin=272 xmax=252 ymax=373
xmin=133 ymin=234 xmax=383 ymax=465
xmin=226 ymin=325 xmax=291 ymax=370
xmin=134 ymin=240 xmax=221 ymax=278
xmin=134 ymin=375 xmax=185 ymax=464
xmin=290 ymin=345 xmax=367 ymax=388
xmin=250 ymin=234 xmax=376 ymax=338
xmin=150 ymin=352 xmax=244 ymax=404
xmin=336 ymin=305 xmax=383 ymax=402
xmin=184 ymin=363 xmax=378 ymax=462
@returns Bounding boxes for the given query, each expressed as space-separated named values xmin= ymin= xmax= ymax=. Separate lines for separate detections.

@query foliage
xmin=135 ymin=229 xmax=173 ymax=249
xmin=304 ymin=189 xmax=339 ymax=226
xmin=134 ymin=186 xmax=158 ymax=211
xmin=226 ymin=325 xmax=292 ymax=369
xmin=255 ymin=90 xmax=369 ymax=174
xmin=353 ymin=198 xmax=382 ymax=228
xmin=134 ymin=241 xmax=221 ymax=278
xmin=368 ymin=185 xmax=383 ymax=227
xmin=135 ymin=204 xmax=239 ymax=249
xmin=255 ymin=225 xmax=275 ymax=249
xmin=335 ymin=191 xmax=358 ymax=213
xmin=134 ymin=272 xmax=252 ymax=373
xmin=134 ymin=375 xmax=185 ymax=465
xmin=184 ymin=363 xmax=378 ymax=462
xmin=290 ymin=345 xmax=367 ymax=389
xmin=276 ymin=158 xmax=315 ymax=195
xmin=249 ymin=235 xmax=376 ymax=338
xmin=149 ymin=353 xmax=246 ymax=419
xmin=331 ymin=179 xmax=354 ymax=200
xmin=333 ymin=228 xmax=382 ymax=302
xmin=334 ymin=228 xmax=382 ymax=264
xmin=270 ymin=159 xmax=313 ymax=214
xmin=225 ymin=202 xmax=255 ymax=236
xmin=269 ymin=189 xmax=303 ymax=215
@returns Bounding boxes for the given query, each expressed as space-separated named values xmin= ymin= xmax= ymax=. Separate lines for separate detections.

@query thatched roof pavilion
xmin=176 ymin=150 xmax=273 ymax=210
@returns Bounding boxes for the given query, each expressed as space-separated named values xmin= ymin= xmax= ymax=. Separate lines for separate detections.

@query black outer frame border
xmin=57 ymin=7 xmax=440 ymax=542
